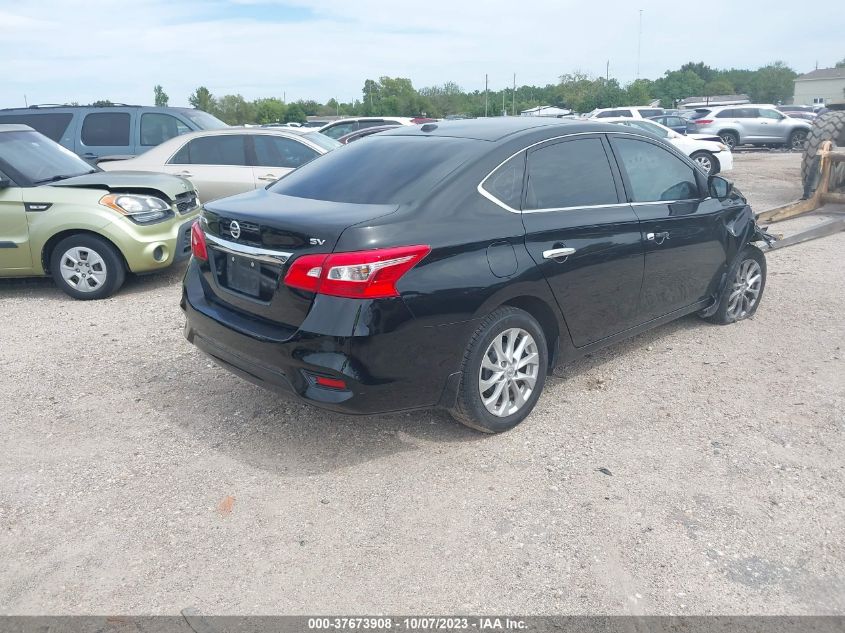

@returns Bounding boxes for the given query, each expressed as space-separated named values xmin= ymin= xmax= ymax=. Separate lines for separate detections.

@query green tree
xmin=214 ymin=94 xmax=255 ymax=125
xmin=625 ymin=79 xmax=653 ymax=105
xmin=92 ymin=100 xmax=114 ymax=107
xmin=703 ymin=78 xmax=735 ymax=96
xmin=653 ymin=70 xmax=706 ymax=107
xmin=679 ymin=61 xmax=717 ymax=83
xmin=749 ymin=62 xmax=797 ymax=103
xmin=153 ymin=85 xmax=169 ymax=107
xmin=284 ymin=102 xmax=307 ymax=123
xmin=835 ymin=57 xmax=845 ymax=68
xmin=188 ymin=86 xmax=214 ymax=112
xmin=254 ymin=98 xmax=286 ymax=124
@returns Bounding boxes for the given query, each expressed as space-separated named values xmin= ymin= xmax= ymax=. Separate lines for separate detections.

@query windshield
xmin=304 ymin=131 xmax=342 ymax=152
xmin=269 ymin=135 xmax=482 ymax=204
xmin=176 ymin=109 xmax=229 ymax=130
xmin=0 ymin=130 xmax=96 ymax=186
xmin=626 ymin=120 xmax=671 ymax=138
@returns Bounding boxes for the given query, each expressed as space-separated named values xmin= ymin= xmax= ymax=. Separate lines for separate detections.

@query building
xmin=520 ymin=105 xmax=572 ymax=117
xmin=793 ymin=67 xmax=845 ymax=106
xmin=678 ymin=94 xmax=750 ymax=110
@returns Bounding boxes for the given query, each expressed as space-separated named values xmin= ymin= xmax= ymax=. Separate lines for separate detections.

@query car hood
xmin=49 ymin=170 xmax=195 ymax=199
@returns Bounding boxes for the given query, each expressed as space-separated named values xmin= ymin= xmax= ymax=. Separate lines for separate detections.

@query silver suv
xmin=687 ymin=104 xmax=811 ymax=150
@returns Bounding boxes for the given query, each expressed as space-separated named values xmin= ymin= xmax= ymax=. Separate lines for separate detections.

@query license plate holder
xmin=225 ymin=255 xmax=261 ymax=297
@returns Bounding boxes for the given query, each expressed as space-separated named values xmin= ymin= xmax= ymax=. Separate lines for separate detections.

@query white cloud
xmin=1 ymin=0 xmax=843 ymax=108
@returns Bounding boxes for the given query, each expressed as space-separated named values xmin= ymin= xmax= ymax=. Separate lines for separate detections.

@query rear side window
xmin=481 ymin=153 xmax=525 ymax=209
xmin=171 ymin=135 xmax=248 ymax=166
xmin=716 ymin=109 xmax=736 ymax=118
xmin=612 ymin=138 xmax=699 ymax=202
xmin=140 ymin=113 xmax=190 ymax=146
xmin=0 ymin=113 xmax=73 ymax=142
xmin=81 ymin=112 xmax=130 ymax=146
xmin=270 ymin=135 xmax=481 ymax=204
xmin=253 ymin=135 xmax=319 ymax=168
xmin=525 ymin=138 xmax=619 ymax=210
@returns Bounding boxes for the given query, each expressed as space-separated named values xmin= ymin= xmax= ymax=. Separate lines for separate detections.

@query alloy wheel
xmin=791 ymin=130 xmax=808 ymax=150
xmin=726 ymin=259 xmax=762 ymax=320
xmin=59 ymin=247 xmax=108 ymax=293
xmin=720 ymin=134 xmax=737 ymax=149
xmin=478 ymin=327 xmax=540 ymax=417
xmin=693 ymin=154 xmax=713 ymax=173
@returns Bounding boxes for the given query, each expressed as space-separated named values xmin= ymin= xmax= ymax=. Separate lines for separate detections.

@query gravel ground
xmin=1 ymin=152 xmax=843 ymax=615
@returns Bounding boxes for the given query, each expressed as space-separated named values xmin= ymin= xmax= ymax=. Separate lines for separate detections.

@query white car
xmin=318 ymin=117 xmax=416 ymax=140
xmin=587 ymin=106 xmax=665 ymax=120
xmin=100 ymin=128 xmax=339 ymax=201
xmin=601 ymin=117 xmax=733 ymax=175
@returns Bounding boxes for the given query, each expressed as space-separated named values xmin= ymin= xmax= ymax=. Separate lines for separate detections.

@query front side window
xmin=253 ymin=135 xmax=319 ymax=168
xmin=169 ymin=135 xmax=248 ymax=166
xmin=481 ymin=152 xmax=525 ymax=209
xmin=81 ymin=112 xmax=130 ymax=146
xmin=612 ymin=137 xmax=699 ymax=203
xmin=525 ymin=138 xmax=619 ymax=210
xmin=759 ymin=109 xmax=784 ymax=120
xmin=141 ymin=113 xmax=190 ymax=146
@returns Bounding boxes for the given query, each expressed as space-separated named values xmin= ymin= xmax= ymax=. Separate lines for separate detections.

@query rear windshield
xmin=175 ymin=109 xmax=228 ymax=130
xmin=269 ymin=135 xmax=481 ymax=204
xmin=637 ymin=109 xmax=663 ymax=117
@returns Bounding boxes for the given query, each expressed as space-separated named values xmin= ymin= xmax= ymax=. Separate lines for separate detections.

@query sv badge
xmin=309 ymin=238 xmax=326 ymax=246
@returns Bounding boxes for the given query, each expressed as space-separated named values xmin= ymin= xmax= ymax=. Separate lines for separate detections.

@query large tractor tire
xmin=802 ymin=111 xmax=845 ymax=190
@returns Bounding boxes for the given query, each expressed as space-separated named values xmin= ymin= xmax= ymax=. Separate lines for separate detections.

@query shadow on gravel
xmin=0 ymin=264 xmax=186 ymax=299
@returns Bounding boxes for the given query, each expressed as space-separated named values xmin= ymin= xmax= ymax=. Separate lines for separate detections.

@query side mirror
xmin=708 ymin=175 xmax=732 ymax=199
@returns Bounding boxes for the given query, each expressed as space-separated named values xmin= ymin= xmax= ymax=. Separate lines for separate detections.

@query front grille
xmin=175 ymin=191 xmax=199 ymax=215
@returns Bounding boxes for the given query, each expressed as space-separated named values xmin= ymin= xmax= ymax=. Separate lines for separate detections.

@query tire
xmin=788 ymin=128 xmax=808 ymax=151
xmin=802 ymin=111 xmax=845 ymax=190
xmin=719 ymin=131 xmax=739 ymax=150
xmin=450 ymin=306 xmax=548 ymax=433
xmin=49 ymin=234 xmax=126 ymax=300
xmin=690 ymin=151 xmax=718 ymax=175
xmin=705 ymin=246 xmax=766 ymax=325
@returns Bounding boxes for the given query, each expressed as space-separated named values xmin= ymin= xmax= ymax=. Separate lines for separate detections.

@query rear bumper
xmin=181 ymin=260 xmax=471 ymax=415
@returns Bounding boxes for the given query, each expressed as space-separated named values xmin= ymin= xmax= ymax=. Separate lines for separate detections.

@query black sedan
xmin=183 ymin=118 xmax=767 ymax=433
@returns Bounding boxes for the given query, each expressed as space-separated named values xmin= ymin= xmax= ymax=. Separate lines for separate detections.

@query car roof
xmin=378 ymin=117 xmax=623 ymax=142
xmin=322 ymin=116 xmax=415 ymax=126
xmin=0 ymin=124 xmax=36 ymax=133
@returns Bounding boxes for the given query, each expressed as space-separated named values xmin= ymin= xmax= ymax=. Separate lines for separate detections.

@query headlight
xmin=716 ymin=143 xmax=728 ymax=151
xmin=100 ymin=193 xmax=172 ymax=224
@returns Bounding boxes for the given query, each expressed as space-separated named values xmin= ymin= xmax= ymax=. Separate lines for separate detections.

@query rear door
xmin=164 ymin=134 xmax=254 ymax=201
xmin=251 ymin=135 xmax=320 ymax=186
xmin=608 ymin=135 xmax=728 ymax=320
xmin=76 ymin=109 xmax=136 ymax=161
xmin=520 ymin=135 xmax=644 ymax=347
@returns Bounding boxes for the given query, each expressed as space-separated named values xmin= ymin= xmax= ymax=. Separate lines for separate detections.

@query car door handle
xmin=647 ymin=231 xmax=670 ymax=244
xmin=178 ymin=170 xmax=193 ymax=177
xmin=257 ymin=174 xmax=279 ymax=181
xmin=542 ymin=247 xmax=576 ymax=260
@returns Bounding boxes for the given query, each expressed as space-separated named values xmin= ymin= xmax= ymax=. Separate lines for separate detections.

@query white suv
xmin=588 ymin=106 xmax=665 ymax=120
xmin=687 ymin=105 xmax=811 ymax=150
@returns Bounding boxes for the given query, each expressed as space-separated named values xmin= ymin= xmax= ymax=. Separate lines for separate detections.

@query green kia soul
xmin=0 ymin=124 xmax=200 ymax=299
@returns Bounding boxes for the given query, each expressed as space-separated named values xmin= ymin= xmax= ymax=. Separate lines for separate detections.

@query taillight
xmin=284 ymin=245 xmax=430 ymax=299
xmin=190 ymin=221 xmax=208 ymax=261
xmin=694 ymin=119 xmax=713 ymax=125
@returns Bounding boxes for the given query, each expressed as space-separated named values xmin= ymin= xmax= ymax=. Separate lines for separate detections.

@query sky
xmin=1 ymin=0 xmax=843 ymax=109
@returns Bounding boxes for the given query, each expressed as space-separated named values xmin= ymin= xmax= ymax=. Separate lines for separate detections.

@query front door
xmin=520 ymin=135 xmax=644 ymax=348
xmin=0 ymin=182 xmax=32 ymax=273
xmin=609 ymin=135 xmax=729 ymax=321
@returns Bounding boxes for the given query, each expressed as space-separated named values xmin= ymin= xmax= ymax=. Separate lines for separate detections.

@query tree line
xmin=147 ymin=59 xmax=838 ymax=125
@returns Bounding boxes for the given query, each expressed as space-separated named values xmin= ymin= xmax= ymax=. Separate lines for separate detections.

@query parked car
xmin=686 ymin=105 xmax=812 ymax=150
xmin=782 ymin=111 xmax=817 ymax=121
xmin=777 ymin=105 xmax=816 ymax=116
xmin=318 ymin=117 xmax=416 ymax=139
xmin=0 ymin=105 xmax=227 ymax=162
xmin=100 ymin=128 xmax=340 ymax=201
xmin=183 ymin=118 xmax=767 ymax=433
xmin=649 ymin=114 xmax=691 ymax=134
xmin=603 ymin=117 xmax=732 ymax=175
xmin=0 ymin=124 xmax=200 ymax=299
xmin=588 ymin=106 xmax=665 ymax=119
xmin=337 ymin=124 xmax=400 ymax=144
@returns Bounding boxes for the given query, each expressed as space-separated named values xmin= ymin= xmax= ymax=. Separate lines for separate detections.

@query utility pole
xmin=484 ymin=74 xmax=489 ymax=117
xmin=636 ymin=9 xmax=643 ymax=79
xmin=24 ymin=94 xmax=28 ymax=106
xmin=606 ymin=60 xmax=610 ymax=81
xmin=283 ymin=91 xmax=286 ymax=104
xmin=512 ymin=73 xmax=516 ymax=116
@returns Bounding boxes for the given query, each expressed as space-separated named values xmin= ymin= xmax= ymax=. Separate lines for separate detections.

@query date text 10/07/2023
xmin=307 ymin=617 xmax=528 ymax=630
